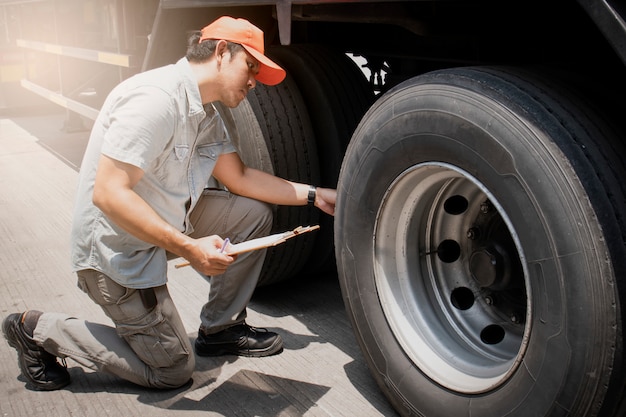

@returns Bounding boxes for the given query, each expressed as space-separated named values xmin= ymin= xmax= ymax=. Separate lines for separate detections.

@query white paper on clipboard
xmin=226 ymin=225 xmax=320 ymax=255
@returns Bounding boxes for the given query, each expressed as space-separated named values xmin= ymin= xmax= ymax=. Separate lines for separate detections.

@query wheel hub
xmin=470 ymin=244 xmax=511 ymax=290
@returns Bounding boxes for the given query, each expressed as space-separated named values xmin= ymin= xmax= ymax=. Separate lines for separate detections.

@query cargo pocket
xmin=116 ymin=305 xmax=189 ymax=368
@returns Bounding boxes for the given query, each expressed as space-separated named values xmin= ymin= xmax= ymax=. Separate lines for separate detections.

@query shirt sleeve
xmin=220 ymin=117 xmax=237 ymax=155
xmin=101 ymin=85 xmax=176 ymax=170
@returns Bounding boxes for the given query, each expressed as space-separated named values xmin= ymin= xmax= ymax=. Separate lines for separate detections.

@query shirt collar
xmin=176 ymin=57 xmax=204 ymax=117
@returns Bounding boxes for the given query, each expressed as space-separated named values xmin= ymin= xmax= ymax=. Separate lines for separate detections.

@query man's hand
xmin=185 ymin=235 xmax=237 ymax=276
xmin=314 ymin=187 xmax=337 ymax=216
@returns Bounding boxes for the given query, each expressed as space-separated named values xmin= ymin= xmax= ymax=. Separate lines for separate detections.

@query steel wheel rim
xmin=374 ymin=161 xmax=531 ymax=393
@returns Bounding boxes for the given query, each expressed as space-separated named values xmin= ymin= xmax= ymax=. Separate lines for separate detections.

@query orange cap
xmin=199 ymin=16 xmax=286 ymax=86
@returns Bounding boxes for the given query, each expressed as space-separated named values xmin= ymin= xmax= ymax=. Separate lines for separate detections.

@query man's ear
xmin=215 ymin=40 xmax=229 ymax=65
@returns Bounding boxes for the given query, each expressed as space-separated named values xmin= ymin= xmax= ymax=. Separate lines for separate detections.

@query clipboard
xmin=174 ymin=225 xmax=320 ymax=269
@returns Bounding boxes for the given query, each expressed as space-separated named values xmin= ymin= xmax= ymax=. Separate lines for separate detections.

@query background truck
xmin=1 ymin=0 xmax=625 ymax=416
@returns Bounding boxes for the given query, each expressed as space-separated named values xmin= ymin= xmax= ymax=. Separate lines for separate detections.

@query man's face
xmin=219 ymin=48 xmax=260 ymax=108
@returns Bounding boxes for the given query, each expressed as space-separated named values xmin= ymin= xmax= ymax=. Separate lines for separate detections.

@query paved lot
xmin=0 ymin=108 xmax=398 ymax=417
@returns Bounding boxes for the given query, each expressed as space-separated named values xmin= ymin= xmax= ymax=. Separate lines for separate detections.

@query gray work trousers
xmin=32 ymin=190 xmax=272 ymax=388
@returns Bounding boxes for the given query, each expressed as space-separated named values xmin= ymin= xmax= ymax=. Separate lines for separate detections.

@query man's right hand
xmin=185 ymin=235 xmax=237 ymax=276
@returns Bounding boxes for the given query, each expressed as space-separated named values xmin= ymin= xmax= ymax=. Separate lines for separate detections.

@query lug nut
xmin=467 ymin=227 xmax=480 ymax=240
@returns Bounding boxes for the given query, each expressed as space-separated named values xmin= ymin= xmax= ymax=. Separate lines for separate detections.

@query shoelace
xmin=243 ymin=323 xmax=270 ymax=335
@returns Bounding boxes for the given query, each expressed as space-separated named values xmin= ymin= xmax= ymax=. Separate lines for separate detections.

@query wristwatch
xmin=307 ymin=185 xmax=317 ymax=206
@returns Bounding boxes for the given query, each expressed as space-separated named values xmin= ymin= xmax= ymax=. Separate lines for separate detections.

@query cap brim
xmin=242 ymin=45 xmax=286 ymax=86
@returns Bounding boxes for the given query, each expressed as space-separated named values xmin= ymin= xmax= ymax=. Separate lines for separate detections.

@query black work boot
xmin=2 ymin=311 xmax=70 ymax=390
xmin=195 ymin=323 xmax=283 ymax=357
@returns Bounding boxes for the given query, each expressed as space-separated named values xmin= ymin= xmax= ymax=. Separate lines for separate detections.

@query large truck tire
xmin=215 ymin=71 xmax=320 ymax=286
xmin=220 ymin=44 xmax=373 ymax=284
xmin=335 ymin=67 xmax=626 ymax=416
xmin=267 ymin=44 xmax=374 ymax=276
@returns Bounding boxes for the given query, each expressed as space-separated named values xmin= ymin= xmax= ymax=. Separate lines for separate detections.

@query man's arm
xmin=92 ymin=154 xmax=235 ymax=275
xmin=212 ymin=152 xmax=336 ymax=215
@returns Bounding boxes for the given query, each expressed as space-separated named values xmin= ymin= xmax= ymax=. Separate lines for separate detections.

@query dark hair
xmin=186 ymin=31 xmax=245 ymax=63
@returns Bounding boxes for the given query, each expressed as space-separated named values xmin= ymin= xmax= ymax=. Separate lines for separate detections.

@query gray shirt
xmin=71 ymin=57 xmax=236 ymax=288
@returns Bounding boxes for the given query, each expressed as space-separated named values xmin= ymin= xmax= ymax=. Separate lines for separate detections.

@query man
xmin=2 ymin=16 xmax=336 ymax=391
